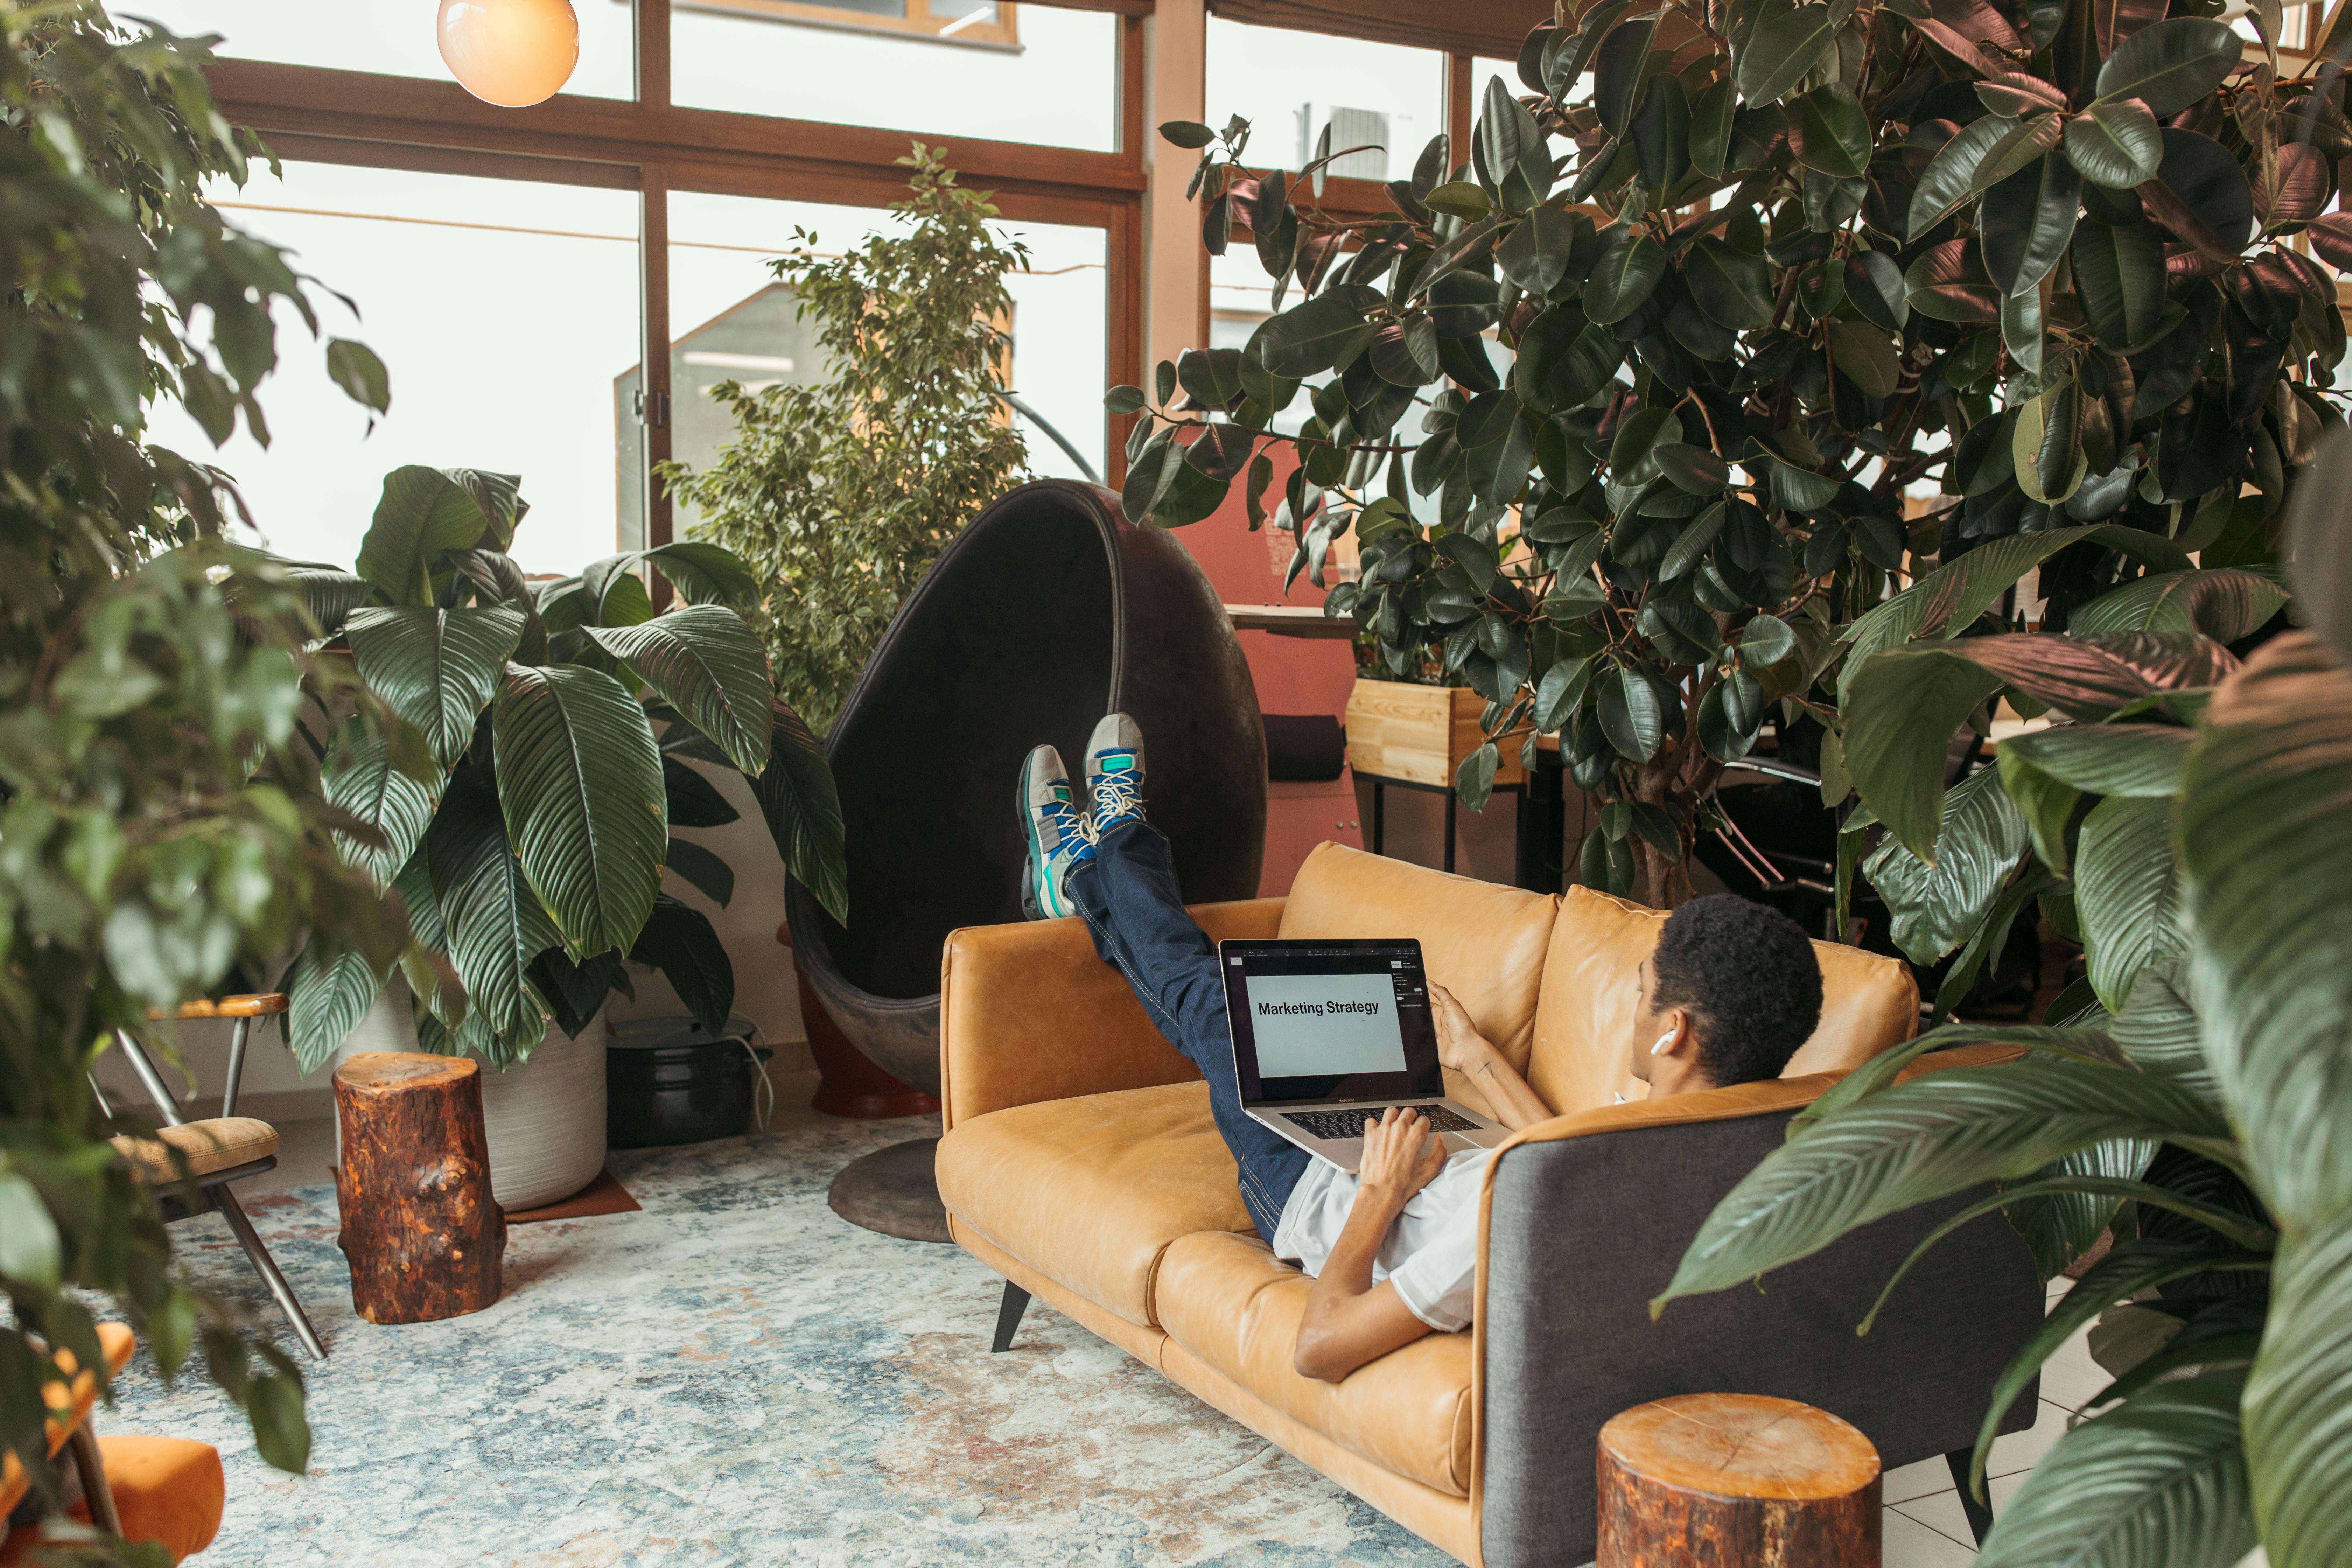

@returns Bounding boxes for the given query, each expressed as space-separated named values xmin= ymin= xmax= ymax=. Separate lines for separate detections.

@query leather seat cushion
xmin=1155 ymin=1229 xmax=1474 ymax=1497
xmin=110 ymin=1119 xmax=279 ymax=1184
xmin=1528 ymin=887 xmax=1920 ymax=1115
xmin=935 ymin=1081 xmax=1254 ymax=1328
xmin=1278 ymin=842 xmax=1558 ymax=1114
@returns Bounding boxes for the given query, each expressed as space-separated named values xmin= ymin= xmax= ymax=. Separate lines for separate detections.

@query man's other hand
xmin=1357 ymin=1106 xmax=1445 ymax=1205
xmin=1430 ymin=982 xmax=1492 ymax=1074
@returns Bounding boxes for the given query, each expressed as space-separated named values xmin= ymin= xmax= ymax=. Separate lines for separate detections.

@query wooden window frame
xmin=678 ymin=0 xmax=1021 ymax=49
xmin=205 ymin=0 xmax=1146 ymax=558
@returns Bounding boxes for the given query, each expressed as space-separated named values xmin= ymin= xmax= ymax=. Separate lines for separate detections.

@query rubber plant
xmin=278 ymin=468 xmax=849 ymax=1068
xmin=1121 ymin=0 xmax=2339 ymax=909
xmin=0 ymin=0 xmax=403 ymax=1536
xmin=1652 ymin=432 xmax=2352 ymax=1566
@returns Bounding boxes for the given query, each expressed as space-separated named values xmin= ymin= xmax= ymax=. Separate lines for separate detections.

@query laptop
xmin=1217 ymin=937 xmax=1510 ymax=1174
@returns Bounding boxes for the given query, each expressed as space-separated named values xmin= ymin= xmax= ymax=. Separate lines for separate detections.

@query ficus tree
xmin=1116 ymin=0 xmax=2339 ymax=910
xmin=0 ymin=0 xmax=398 ymax=1539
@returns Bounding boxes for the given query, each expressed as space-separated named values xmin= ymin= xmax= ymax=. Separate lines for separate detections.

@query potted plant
xmin=660 ymin=144 xmax=1028 ymax=1110
xmin=1120 ymin=0 xmax=2317 ymax=908
xmin=278 ymin=466 xmax=847 ymax=1208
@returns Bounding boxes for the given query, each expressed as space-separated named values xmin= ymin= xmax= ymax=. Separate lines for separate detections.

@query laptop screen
xmin=1218 ymin=939 xmax=1441 ymax=1106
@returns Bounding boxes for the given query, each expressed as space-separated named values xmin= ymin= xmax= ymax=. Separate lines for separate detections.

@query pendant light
xmin=437 ymin=0 xmax=580 ymax=108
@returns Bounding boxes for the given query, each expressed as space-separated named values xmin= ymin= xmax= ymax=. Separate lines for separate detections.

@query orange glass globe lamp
xmin=437 ymin=0 xmax=579 ymax=108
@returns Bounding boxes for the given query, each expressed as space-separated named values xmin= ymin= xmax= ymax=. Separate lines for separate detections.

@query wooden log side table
xmin=332 ymin=1052 xmax=506 ymax=1324
xmin=1596 ymin=1393 xmax=1882 ymax=1567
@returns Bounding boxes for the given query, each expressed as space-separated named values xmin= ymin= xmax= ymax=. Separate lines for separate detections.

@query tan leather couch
xmin=935 ymin=844 xmax=2045 ymax=1566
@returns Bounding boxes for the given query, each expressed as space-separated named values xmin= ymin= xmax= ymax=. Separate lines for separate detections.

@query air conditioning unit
xmin=1295 ymin=103 xmax=1413 ymax=183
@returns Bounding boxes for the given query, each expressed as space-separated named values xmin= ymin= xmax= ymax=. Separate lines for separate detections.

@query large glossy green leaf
xmin=2072 ymin=220 xmax=2169 ymax=350
xmin=2243 ymin=1204 xmax=2352 ymax=1564
xmin=1596 ymin=664 xmax=1665 ymax=762
xmin=2109 ymin=958 xmax=2216 ymax=1101
xmin=354 ymin=466 xmax=498 ymax=606
xmin=2000 ymin=1139 xmax=2162 ymax=1279
xmin=321 ymin=716 xmax=439 ymax=888
xmin=583 ymin=607 xmax=772 ymax=777
xmin=1584 ymin=227 xmax=1667 ymax=324
xmin=627 ymin=893 xmax=734 ymax=1037
xmin=2180 ymin=633 xmax=2352 ymax=1229
xmin=662 ymin=836 xmax=734 ymax=908
xmin=2064 ymin=99 xmax=2164 ymax=189
xmin=1976 ymin=1370 xmax=2255 ymax=1568
xmin=754 ymin=699 xmax=848 ymax=925
xmin=424 ymin=772 xmax=556 ymax=1057
xmin=2003 ymin=723 xmax=2193 ymax=797
xmin=345 ymin=605 xmax=527 ymax=766
xmin=2073 ymin=568 xmax=2290 ymax=642
xmin=1788 ymin=82 xmax=1870 ymax=178
xmin=1842 ymin=646 xmax=2004 ymax=861
xmin=2093 ymin=18 xmax=2242 ymax=117
xmin=491 ymin=663 xmax=667 ymax=960
xmin=1256 ymin=287 xmax=1379 ymax=378
xmin=1736 ymin=0 xmax=1841 ymax=104
xmin=1981 ymin=154 xmax=2082 ymax=297
xmin=642 ymin=541 xmax=761 ymax=608
xmin=1941 ymin=633 xmax=2233 ymax=722
xmin=281 ymin=937 xmax=385 ymax=1074
xmin=1906 ymin=113 xmax=2014 ymax=239
xmin=1684 ymin=236 xmax=1775 ymax=330
xmin=1862 ymin=765 xmax=2031 ymax=960
xmin=1657 ymin=1058 xmax=2238 ymax=1308
xmin=2079 ymin=794 xmax=2186 ymax=1013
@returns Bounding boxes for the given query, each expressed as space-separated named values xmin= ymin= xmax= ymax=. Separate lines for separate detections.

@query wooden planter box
xmin=1343 ymin=679 xmax=1528 ymax=789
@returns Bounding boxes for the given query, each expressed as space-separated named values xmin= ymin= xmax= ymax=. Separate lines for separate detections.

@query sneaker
xmin=1085 ymin=712 xmax=1147 ymax=835
xmin=1018 ymin=744 xmax=1094 ymax=920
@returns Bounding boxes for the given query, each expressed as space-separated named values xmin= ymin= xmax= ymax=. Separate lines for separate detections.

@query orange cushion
xmin=1527 ymin=886 xmax=1921 ymax=1115
xmin=111 ymin=1118 xmax=278 ymax=1183
xmin=1154 ymin=1229 xmax=1474 ymax=1497
xmin=1 ymin=1438 xmax=223 ymax=1566
xmin=935 ymin=1080 xmax=1255 ymax=1328
xmin=0 ymin=1323 xmax=138 ymax=1519
xmin=1278 ymin=842 xmax=1559 ymax=1115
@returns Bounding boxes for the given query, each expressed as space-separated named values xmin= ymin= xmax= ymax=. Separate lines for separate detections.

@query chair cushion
xmin=1154 ymin=1230 xmax=1474 ymax=1497
xmin=1278 ymin=842 xmax=1558 ymax=1114
xmin=1527 ymin=887 xmax=1921 ymax=1116
xmin=98 ymin=1437 xmax=225 ymax=1563
xmin=111 ymin=1118 xmax=278 ymax=1184
xmin=934 ymin=1081 xmax=1254 ymax=1328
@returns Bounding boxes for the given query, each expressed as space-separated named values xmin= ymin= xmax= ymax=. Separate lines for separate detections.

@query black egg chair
xmin=785 ymin=480 xmax=1266 ymax=1239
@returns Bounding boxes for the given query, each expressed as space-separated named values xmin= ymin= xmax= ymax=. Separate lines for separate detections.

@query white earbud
xmin=1649 ymin=1030 xmax=1677 ymax=1057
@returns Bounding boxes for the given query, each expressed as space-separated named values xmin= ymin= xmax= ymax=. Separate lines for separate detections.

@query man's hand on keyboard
xmin=1357 ymin=1106 xmax=1447 ymax=1206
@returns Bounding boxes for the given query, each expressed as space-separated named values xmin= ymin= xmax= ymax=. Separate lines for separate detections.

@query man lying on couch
xmin=1020 ymin=713 xmax=1825 ymax=1384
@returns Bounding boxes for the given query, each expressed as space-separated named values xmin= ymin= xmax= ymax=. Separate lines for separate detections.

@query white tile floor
xmin=230 ymin=1095 xmax=2100 ymax=1562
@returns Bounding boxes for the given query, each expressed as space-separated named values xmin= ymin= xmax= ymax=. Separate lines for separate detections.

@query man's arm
xmin=1292 ymin=1106 xmax=1444 ymax=1383
xmin=1430 ymin=982 xmax=1554 ymax=1131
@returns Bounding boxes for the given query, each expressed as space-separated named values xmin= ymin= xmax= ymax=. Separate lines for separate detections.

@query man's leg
xmin=1066 ymin=818 xmax=1308 ymax=1240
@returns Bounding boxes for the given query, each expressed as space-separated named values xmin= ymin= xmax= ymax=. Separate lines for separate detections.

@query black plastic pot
xmin=607 ymin=1015 xmax=773 ymax=1149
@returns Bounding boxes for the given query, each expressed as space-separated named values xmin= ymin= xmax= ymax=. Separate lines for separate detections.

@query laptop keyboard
xmin=1282 ymin=1105 xmax=1484 ymax=1140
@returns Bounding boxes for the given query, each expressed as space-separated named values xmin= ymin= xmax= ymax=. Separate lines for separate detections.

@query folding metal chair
xmin=98 ymin=995 xmax=328 ymax=1360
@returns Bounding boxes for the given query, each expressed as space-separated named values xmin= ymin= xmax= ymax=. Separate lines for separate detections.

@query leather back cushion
xmin=1278 ymin=843 xmax=1558 ymax=1114
xmin=1528 ymin=887 xmax=1919 ymax=1116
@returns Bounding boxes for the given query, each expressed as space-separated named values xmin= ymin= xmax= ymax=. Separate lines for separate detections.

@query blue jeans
xmin=1068 ymin=819 xmax=1308 ymax=1240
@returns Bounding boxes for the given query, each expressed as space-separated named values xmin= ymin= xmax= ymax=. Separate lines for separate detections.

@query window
xmin=1205 ymin=19 xmax=1446 ymax=181
xmin=632 ymin=191 xmax=1106 ymax=548
xmin=671 ymin=1 xmax=1119 ymax=149
xmin=125 ymin=1 xmax=636 ymax=99
xmin=145 ymin=163 xmax=644 ymax=576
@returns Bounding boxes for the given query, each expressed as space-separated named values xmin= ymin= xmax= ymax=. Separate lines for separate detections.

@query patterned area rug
xmin=102 ymin=1114 xmax=1454 ymax=1567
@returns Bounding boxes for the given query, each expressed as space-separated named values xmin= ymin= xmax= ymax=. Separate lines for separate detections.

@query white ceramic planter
xmin=329 ymin=979 xmax=607 ymax=1211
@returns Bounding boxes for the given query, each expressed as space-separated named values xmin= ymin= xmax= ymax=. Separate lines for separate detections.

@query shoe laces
xmin=1093 ymin=761 xmax=1144 ymax=822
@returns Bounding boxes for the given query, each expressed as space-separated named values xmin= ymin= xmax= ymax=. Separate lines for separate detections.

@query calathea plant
xmin=279 ymin=467 xmax=848 ymax=1068
xmin=1119 ymin=0 xmax=2336 ymax=910
xmin=1654 ymin=437 xmax=2347 ymax=1564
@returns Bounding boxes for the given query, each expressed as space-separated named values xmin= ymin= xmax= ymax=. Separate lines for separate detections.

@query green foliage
xmin=282 ymin=467 xmax=850 ymax=1070
xmin=1656 ymin=426 xmax=2352 ymax=1559
xmin=0 ymin=0 xmax=399 ymax=1528
xmin=1138 ymin=0 xmax=2336 ymax=908
xmin=662 ymin=145 xmax=1033 ymax=734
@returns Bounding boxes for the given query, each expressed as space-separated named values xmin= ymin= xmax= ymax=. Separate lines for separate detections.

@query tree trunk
xmin=332 ymin=1051 xmax=505 ymax=1324
xmin=1595 ymin=1393 xmax=1881 ymax=1567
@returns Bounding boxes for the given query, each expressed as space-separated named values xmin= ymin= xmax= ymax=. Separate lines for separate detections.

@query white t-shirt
xmin=1268 ymin=1147 xmax=1493 ymax=1332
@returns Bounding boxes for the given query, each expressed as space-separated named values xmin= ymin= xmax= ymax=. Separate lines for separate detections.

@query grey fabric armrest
xmin=1477 ymin=1065 xmax=2045 ymax=1567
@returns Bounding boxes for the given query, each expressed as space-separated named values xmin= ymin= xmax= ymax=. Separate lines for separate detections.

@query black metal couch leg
xmin=991 ymin=1282 xmax=1030 ymax=1353
xmin=1945 ymin=1448 xmax=1995 ymax=1545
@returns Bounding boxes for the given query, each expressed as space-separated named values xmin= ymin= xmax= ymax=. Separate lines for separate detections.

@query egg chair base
xmin=827 ymin=1136 xmax=951 ymax=1244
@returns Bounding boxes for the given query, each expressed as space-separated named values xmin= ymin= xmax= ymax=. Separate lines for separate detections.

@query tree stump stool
xmin=332 ymin=1052 xmax=505 ymax=1324
xmin=1596 ymin=1393 xmax=1881 ymax=1567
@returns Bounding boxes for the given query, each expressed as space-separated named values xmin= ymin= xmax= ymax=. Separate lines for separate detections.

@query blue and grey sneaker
xmin=1085 ymin=712 xmax=1147 ymax=835
xmin=1019 ymin=744 xmax=1095 ymax=920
